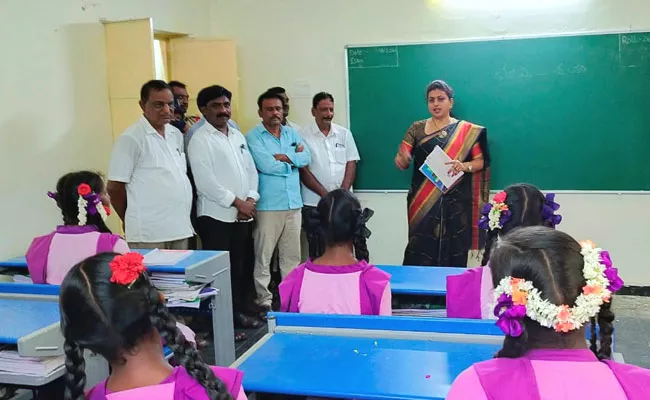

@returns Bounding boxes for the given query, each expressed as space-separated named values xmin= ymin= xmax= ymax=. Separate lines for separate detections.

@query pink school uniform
xmin=87 ymin=366 xmax=246 ymax=400
xmin=279 ymin=260 xmax=392 ymax=315
xmin=26 ymin=225 xmax=129 ymax=284
xmin=25 ymin=225 xmax=196 ymax=345
xmin=446 ymin=265 xmax=494 ymax=319
xmin=447 ymin=349 xmax=650 ymax=400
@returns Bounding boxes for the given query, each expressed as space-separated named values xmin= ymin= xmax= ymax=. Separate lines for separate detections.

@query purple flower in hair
xmin=542 ymin=193 xmax=562 ymax=228
xmin=600 ymin=251 xmax=624 ymax=292
xmin=478 ymin=203 xmax=492 ymax=230
xmin=499 ymin=209 xmax=512 ymax=227
xmin=494 ymin=293 xmax=526 ymax=337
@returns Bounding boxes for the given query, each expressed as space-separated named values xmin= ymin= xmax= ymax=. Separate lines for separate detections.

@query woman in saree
xmin=394 ymin=80 xmax=490 ymax=267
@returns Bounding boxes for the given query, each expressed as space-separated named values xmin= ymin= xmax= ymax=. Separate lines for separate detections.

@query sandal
xmin=235 ymin=331 xmax=247 ymax=342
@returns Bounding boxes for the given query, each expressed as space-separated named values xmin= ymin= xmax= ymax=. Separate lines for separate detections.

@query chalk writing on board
xmin=348 ymin=46 xmax=399 ymax=69
xmin=620 ymin=33 xmax=650 ymax=45
xmin=619 ymin=33 xmax=650 ymax=67
xmin=494 ymin=64 xmax=587 ymax=81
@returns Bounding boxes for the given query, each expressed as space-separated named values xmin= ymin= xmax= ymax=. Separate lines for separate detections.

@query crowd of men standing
xmin=106 ymin=80 xmax=360 ymax=334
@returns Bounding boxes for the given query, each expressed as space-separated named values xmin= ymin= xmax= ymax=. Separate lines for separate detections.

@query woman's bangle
xmin=465 ymin=162 xmax=473 ymax=173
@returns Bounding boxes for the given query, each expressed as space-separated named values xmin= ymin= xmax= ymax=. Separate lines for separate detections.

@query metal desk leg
xmin=210 ymin=267 xmax=235 ymax=366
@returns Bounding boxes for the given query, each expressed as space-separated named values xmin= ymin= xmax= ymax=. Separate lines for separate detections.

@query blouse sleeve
xmin=399 ymin=123 xmax=417 ymax=155
xmin=378 ymin=283 xmax=392 ymax=316
xmin=446 ymin=367 xmax=489 ymax=400
xmin=471 ymin=143 xmax=483 ymax=159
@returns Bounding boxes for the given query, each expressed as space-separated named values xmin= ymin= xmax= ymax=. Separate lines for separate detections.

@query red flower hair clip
xmin=77 ymin=183 xmax=92 ymax=196
xmin=109 ymin=252 xmax=146 ymax=287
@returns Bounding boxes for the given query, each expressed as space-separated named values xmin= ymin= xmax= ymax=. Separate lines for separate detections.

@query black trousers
xmin=197 ymin=216 xmax=252 ymax=313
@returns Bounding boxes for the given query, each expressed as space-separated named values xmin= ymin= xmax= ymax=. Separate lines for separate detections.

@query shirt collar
xmin=204 ymin=120 xmax=229 ymax=136
xmin=260 ymin=123 xmax=285 ymax=137
xmin=140 ymin=115 xmax=170 ymax=137
xmin=310 ymin=121 xmax=338 ymax=137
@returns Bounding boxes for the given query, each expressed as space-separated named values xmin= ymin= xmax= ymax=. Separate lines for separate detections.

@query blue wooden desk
xmin=2 ymin=256 xmax=462 ymax=297
xmin=0 ymin=249 xmax=235 ymax=366
xmin=233 ymin=313 xmax=501 ymax=399
xmin=377 ymin=265 xmax=465 ymax=296
xmin=0 ymin=296 xmax=110 ymax=388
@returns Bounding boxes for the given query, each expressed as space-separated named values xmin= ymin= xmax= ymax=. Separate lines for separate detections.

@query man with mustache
xmin=247 ymin=90 xmax=311 ymax=316
xmin=267 ymin=86 xmax=300 ymax=130
xmin=299 ymin=92 xmax=360 ymax=259
xmin=107 ymin=80 xmax=194 ymax=250
xmin=188 ymin=85 xmax=263 ymax=334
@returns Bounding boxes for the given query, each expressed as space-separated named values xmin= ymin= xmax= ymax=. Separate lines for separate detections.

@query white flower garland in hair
xmin=493 ymin=240 xmax=621 ymax=334
xmin=96 ymin=200 xmax=109 ymax=222
xmin=77 ymin=196 xmax=88 ymax=226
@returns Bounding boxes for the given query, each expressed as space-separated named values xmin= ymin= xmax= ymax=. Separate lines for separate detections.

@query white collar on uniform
xmin=203 ymin=120 xmax=235 ymax=137
xmin=309 ymin=121 xmax=339 ymax=138
xmin=140 ymin=115 xmax=177 ymax=137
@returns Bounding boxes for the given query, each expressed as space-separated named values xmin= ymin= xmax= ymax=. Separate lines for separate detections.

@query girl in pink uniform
xmin=27 ymin=171 xmax=196 ymax=346
xmin=280 ymin=189 xmax=391 ymax=315
xmin=447 ymin=227 xmax=649 ymax=399
xmin=26 ymin=171 xmax=128 ymax=284
xmin=60 ymin=252 xmax=246 ymax=400
xmin=446 ymin=183 xmax=562 ymax=318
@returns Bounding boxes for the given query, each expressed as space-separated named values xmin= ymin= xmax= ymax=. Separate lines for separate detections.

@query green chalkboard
xmin=347 ymin=32 xmax=650 ymax=191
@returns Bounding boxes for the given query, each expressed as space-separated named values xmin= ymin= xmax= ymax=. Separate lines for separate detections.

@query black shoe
xmin=234 ymin=312 xmax=263 ymax=329
xmin=256 ymin=305 xmax=272 ymax=320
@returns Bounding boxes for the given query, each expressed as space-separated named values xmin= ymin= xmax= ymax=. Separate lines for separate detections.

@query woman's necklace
xmin=432 ymin=118 xmax=450 ymax=138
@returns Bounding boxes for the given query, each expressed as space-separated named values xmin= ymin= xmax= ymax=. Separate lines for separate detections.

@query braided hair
xmin=481 ymin=183 xmax=549 ymax=266
xmin=307 ymin=189 xmax=373 ymax=262
xmin=59 ymin=253 xmax=232 ymax=400
xmin=51 ymin=171 xmax=112 ymax=233
xmin=490 ymin=227 xmax=616 ymax=360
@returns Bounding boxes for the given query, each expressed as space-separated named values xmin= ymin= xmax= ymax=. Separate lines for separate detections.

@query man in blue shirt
xmin=247 ymin=90 xmax=311 ymax=313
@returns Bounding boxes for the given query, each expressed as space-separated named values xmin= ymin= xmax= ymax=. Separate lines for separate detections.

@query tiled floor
xmin=611 ymin=295 xmax=650 ymax=368
xmin=201 ymin=295 xmax=650 ymax=368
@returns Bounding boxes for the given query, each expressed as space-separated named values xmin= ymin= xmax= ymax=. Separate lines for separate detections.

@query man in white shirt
xmin=188 ymin=85 xmax=262 ymax=330
xmin=107 ymin=80 xmax=193 ymax=250
xmin=299 ymin=92 xmax=360 ymax=258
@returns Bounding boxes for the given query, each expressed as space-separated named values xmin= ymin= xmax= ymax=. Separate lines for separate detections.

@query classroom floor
xmin=199 ymin=295 xmax=650 ymax=369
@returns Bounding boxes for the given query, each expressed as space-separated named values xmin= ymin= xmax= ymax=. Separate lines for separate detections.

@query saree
xmin=401 ymin=119 xmax=490 ymax=267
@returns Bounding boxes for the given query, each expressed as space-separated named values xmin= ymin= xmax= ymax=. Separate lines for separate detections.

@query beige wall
xmin=210 ymin=0 xmax=650 ymax=285
xmin=0 ymin=0 xmax=211 ymax=259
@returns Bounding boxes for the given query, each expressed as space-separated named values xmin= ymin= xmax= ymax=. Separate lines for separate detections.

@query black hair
xmin=140 ymin=80 xmax=172 ymax=102
xmin=312 ymin=92 xmax=334 ymax=109
xmin=168 ymin=81 xmax=187 ymax=90
xmin=53 ymin=171 xmax=111 ymax=233
xmin=257 ymin=91 xmax=285 ymax=110
xmin=197 ymin=85 xmax=233 ymax=108
xmin=306 ymin=189 xmax=372 ymax=262
xmin=266 ymin=86 xmax=286 ymax=95
xmin=481 ymin=183 xmax=549 ymax=266
xmin=490 ymin=226 xmax=615 ymax=361
xmin=425 ymin=80 xmax=454 ymax=100
xmin=59 ymin=253 xmax=232 ymax=400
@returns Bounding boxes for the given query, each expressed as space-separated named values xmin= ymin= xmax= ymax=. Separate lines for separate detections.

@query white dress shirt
xmin=188 ymin=122 xmax=259 ymax=223
xmin=300 ymin=122 xmax=360 ymax=207
xmin=108 ymin=115 xmax=194 ymax=242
